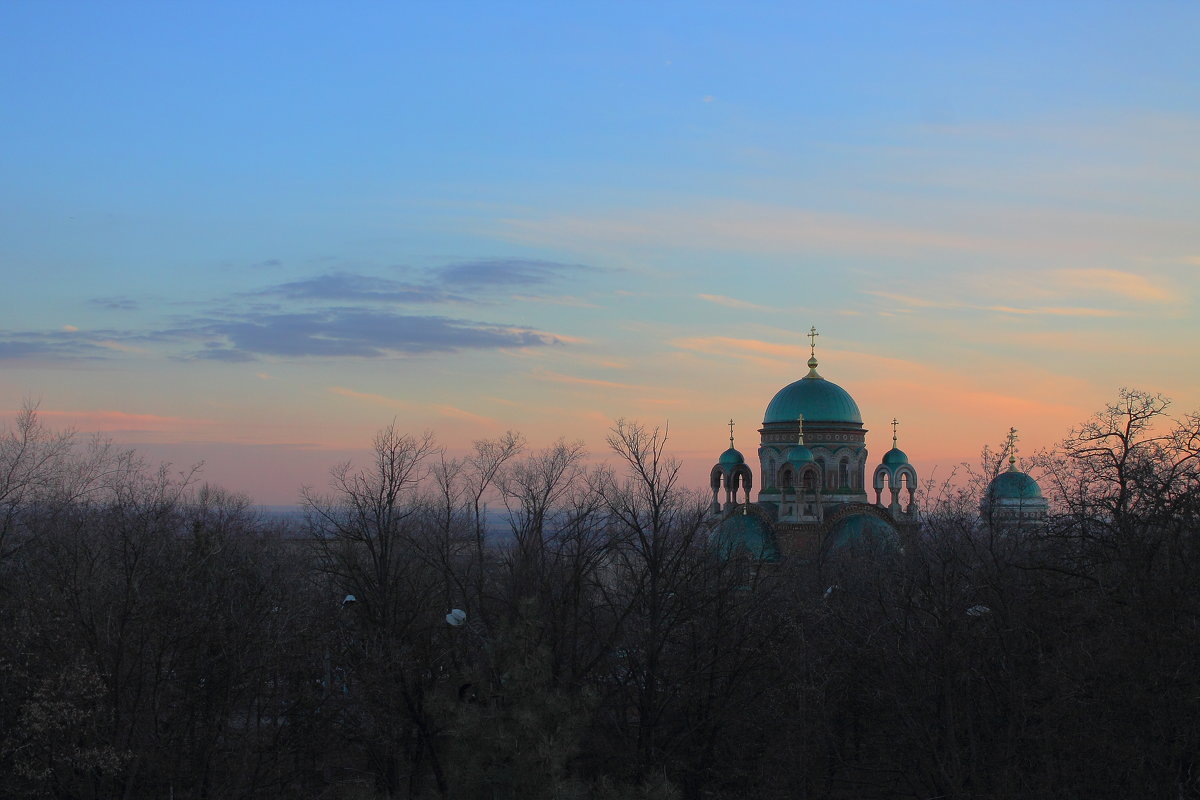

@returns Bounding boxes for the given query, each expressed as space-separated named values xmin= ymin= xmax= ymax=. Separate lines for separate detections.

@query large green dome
xmin=764 ymin=375 xmax=862 ymax=424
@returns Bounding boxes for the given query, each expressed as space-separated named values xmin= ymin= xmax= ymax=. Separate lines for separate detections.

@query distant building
xmin=980 ymin=431 xmax=1049 ymax=524
xmin=709 ymin=328 xmax=1044 ymax=561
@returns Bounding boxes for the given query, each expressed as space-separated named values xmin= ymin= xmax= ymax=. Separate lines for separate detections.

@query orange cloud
xmin=864 ymin=290 xmax=1128 ymax=317
xmin=696 ymin=294 xmax=775 ymax=311
xmin=531 ymin=369 xmax=644 ymax=390
xmin=670 ymin=336 xmax=807 ymax=369
xmin=1052 ymin=268 xmax=1173 ymax=303
xmin=985 ymin=305 xmax=1128 ymax=317
xmin=431 ymin=405 xmax=496 ymax=426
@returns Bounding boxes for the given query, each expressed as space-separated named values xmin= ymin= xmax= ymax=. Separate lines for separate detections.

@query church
xmin=708 ymin=328 xmax=1047 ymax=561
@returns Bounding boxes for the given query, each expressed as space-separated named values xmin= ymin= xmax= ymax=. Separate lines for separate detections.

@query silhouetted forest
xmin=2 ymin=389 xmax=1198 ymax=799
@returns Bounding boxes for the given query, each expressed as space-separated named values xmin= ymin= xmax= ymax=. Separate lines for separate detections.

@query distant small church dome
xmin=980 ymin=429 xmax=1048 ymax=523
xmin=787 ymin=443 xmax=815 ymax=466
xmin=985 ymin=469 xmax=1043 ymax=501
xmin=764 ymin=357 xmax=862 ymax=424
xmin=719 ymin=447 xmax=746 ymax=467
xmin=882 ymin=447 xmax=909 ymax=466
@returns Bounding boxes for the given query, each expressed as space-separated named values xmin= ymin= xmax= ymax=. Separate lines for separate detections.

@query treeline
xmin=1 ymin=390 xmax=1198 ymax=799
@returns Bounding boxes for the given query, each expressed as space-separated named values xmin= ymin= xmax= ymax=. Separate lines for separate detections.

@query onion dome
xmin=882 ymin=418 xmax=909 ymax=465
xmin=763 ymin=339 xmax=862 ymax=424
xmin=788 ymin=443 xmax=815 ymax=466
xmin=719 ymin=447 xmax=745 ymax=466
xmin=787 ymin=413 xmax=815 ymax=465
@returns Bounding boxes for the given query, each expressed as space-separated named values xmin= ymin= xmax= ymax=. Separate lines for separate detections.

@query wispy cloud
xmin=985 ymin=305 xmax=1128 ymax=318
xmin=261 ymin=273 xmax=468 ymax=305
xmin=510 ymin=294 xmax=600 ymax=308
xmin=90 ymin=296 xmax=139 ymax=311
xmin=864 ymin=290 xmax=1129 ymax=317
xmin=435 ymin=258 xmax=592 ymax=287
xmin=1051 ymin=268 xmax=1173 ymax=303
xmin=531 ymin=369 xmax=643 ymax=390
xmin=183 ymin=310 xmax=567 ymax=360
xmin=670 ymin=336 xmax=805 ymax=369
xmin=431 ymin=404 xmax=496 ymax=425
xmin=696 ymin=294 xmax=775 ymax=311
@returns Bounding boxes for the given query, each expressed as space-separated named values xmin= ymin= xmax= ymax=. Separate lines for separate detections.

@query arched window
xmin=816 ymin=457 xmax=828 ymax=489
xmin=839 ymin=458 xmax=850 ymax=489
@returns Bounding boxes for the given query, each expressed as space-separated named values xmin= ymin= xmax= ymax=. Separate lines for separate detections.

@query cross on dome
xmin=1005 ymin=427 xmax=1020 ymax=469
xmin=892 ymin=417 xmax=899 ymax=447
xmin=728 ymin=418 xmax=735 ymax=448
xmin=805 ymin=326 xmax=822 ymax=377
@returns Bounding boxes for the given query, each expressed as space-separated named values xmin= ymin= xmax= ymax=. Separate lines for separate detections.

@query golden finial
xmin=728 ymin=418 xmax=735 ymax=448
xmin=805 ymin=326 xmax=821 ymax=377
xmin=1005 ymin=427 xmax=1019 ymax=470
xmin=892 ymin=417 xmax=899 ymax=448
xmin=797 ymin=413 xmax=806 ymax=445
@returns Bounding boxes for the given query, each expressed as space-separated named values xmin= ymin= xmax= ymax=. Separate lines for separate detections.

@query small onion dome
xmin=882 ymin=447 xmax=909 ymax=466
xmin=985 ymin=468 xmax=1044 ymax=501
xmin=787 ymin=443 xmax=815 ymax=466
xmin=719 ymin=447 xmax=745 ymax=467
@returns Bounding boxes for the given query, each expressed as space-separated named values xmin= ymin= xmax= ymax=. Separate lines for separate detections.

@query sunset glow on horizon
xmin=2 ymin=3 xmax=1197 ymax=504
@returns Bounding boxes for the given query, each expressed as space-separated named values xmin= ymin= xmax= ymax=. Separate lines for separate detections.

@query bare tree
xmin=0 ymin=402 xmax=138 ymax=562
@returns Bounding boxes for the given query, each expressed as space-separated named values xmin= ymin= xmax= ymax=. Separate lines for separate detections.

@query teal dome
xmin=986 ymin=469 xmax=1043 ymax=500
xmin=719 ymin=447 xmax=745 ymax=467
xmin=787 ymin=444 xmax=814 ymax=465
xmin=712 ymin=513 xmax=780 ymax=562
xmin=764 ymin=375 xmax=862 ymax=424
xmin=882 ymin=447 xmax=909 ymax=466
xmin=827 ymin=513 xmax=898 ymax=551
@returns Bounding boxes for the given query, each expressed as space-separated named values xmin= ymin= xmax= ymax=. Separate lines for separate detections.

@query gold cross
xmin=807 ymin=325 xmax=820 ymax=356
xmin=892 ymin=417 xmax=899 ymax=446
xmin=1006 ymin=427 xmax=1019 ymax=466
xmin=728 ymin=418 xmax=735 ymax=447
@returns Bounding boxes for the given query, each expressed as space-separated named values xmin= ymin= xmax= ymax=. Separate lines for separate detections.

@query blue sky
xmin=2 ymin=2 xmax=1198 ymax=502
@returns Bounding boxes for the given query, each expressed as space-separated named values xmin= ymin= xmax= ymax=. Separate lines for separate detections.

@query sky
xmin=2 ymin=2 xmax=1198 ymax=504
